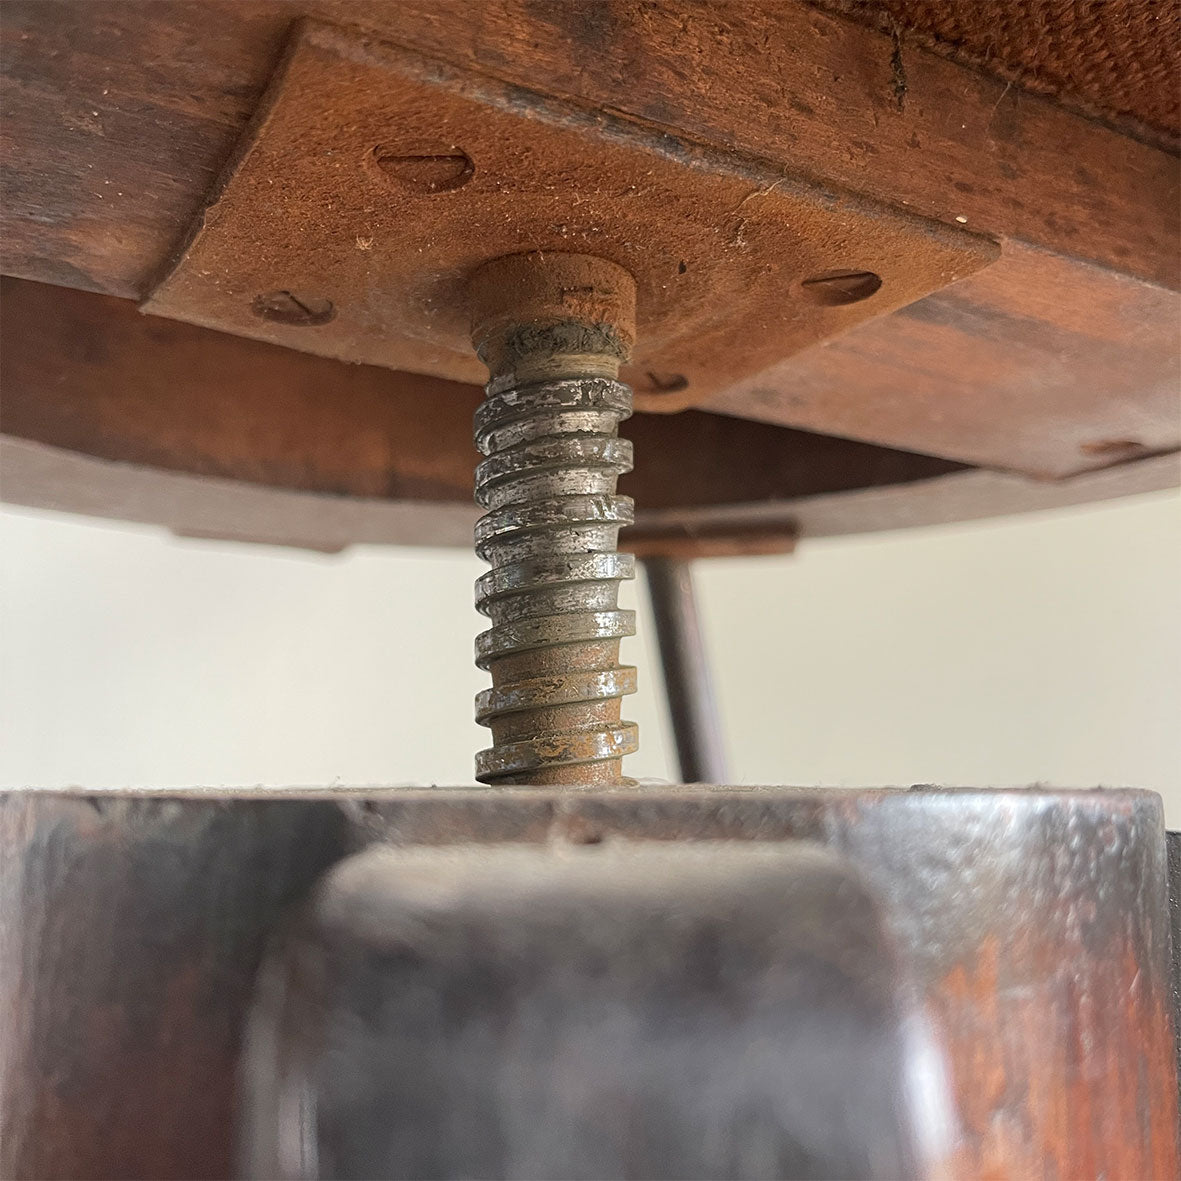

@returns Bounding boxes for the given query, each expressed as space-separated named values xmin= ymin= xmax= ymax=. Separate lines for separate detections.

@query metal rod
xmin=467 ymin=253 xmax=639 ymax=786
xmin=642 ymin=557 xmax=728 ymax=783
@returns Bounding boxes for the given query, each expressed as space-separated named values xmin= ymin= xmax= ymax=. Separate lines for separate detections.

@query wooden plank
xmin=0 ymin=277 xmax=964 ymax=516
xmin=804 ymin=0 xmax=1180 ymax=153
xmin=710 ymin=245 xmax=1181 ymax=476
xmin=3 ymin=277 xmax=1177 ymax=551
xmin=246 ymin=843 xmax=926 ymax=1179
xmin=0 ymin=792 xmax=354 ymax=1181
xmin=2 ymin=1 xmax=1175 ymax=293
xmin=3 ymin=787 xmax=1177 ymax=1179
xmin=6 ymin=436 xmax=1177 ymax=555
xmin=1 ymin=2 xmax=1177 ymax=478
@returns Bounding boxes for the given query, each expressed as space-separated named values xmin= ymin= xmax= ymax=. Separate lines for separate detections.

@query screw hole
xmin=369 ymin=146 xmax=474 ymax=194
xmin=1080 ymin=438 xmax=1147 ymax=458
xmin=800 ymin=270 xmax=882 ymax=306
xmin=640 ymin=371 xmax=689 ymax=395
xmin=252 ymin=290 xmax=335 ymax=327
xmin=561 ymin=815 xmax=607 ymax=846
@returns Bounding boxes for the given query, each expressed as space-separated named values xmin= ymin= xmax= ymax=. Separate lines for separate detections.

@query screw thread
xmin=473 ymin=374 xmax=638 ymax=785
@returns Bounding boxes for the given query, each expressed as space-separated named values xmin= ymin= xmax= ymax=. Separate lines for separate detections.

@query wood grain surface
xmin=2 ymin=1 xmax=1177 ymax=480
xmin=245 ymin=843 xmax=929 ymax=1179
xmin=140 ymin=18 xmax=997 ymax=413
xmin=2 ymin=275 xmax=1177 ymax=553
xmin=0 ymin=276 xmax=964 ymax=515
xmin=2 ymin=788 xmax=1177 ymax=1179
xmin=2 ymin=1 xmax=1173 ymax=292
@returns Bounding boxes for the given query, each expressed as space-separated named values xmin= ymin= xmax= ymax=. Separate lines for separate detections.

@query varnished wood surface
xmin=246 ymin=843 xmax=927 ymax=1179
xmin=1 ymin=1 xmax=1178 ymax=480
xmin=0 ymin=276 xmax=964 ymax=515
xmin=1 ymin=788 xmax=1177 ymax=1179
xmin=0 ymin=793 xmax=355 ymax=1181
xmin=7 ymin=435 xmax=1178 ymax=555
xmin=711 ymin=244 xmax=1181 ymax=477
xmin=2 ymin=1 xmax=1174 ymax=292
xmin=2 ymin=275 xmax=1177 ymax=552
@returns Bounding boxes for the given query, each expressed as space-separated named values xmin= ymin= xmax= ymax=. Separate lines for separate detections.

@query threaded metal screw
xmin=467 ymin=253 xmax=639 ymax=786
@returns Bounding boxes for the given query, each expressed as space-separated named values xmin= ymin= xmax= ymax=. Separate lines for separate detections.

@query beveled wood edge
xmin=636 ymin=450 xmax=1181 ymax=540
xmin=3 ymin=437 xmax=1176 ymax=555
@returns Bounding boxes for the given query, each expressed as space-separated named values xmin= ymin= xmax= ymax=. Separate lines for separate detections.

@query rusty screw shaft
xmin=469 ymin=254 xmax=639 ymax=786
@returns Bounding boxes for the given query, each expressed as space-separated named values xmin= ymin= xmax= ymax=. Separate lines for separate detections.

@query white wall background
xmin=2 ymin=491 xmax=1178 ymax=821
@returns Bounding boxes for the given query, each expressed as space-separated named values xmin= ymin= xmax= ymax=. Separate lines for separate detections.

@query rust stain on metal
xmin=468 ymin=253 xmax=639 ymax=787
xmin=142 ymin=18 xmax=998 ymax=415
